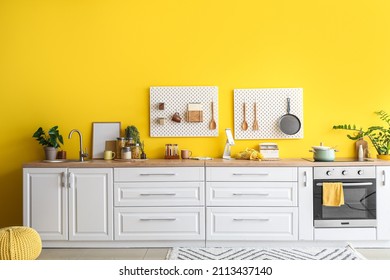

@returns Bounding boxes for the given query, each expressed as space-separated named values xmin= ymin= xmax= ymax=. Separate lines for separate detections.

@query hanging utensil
xmin=242 ymin=101 xmax=248 ymax=131
xmin=279 ymin=97 xmax=301 ymax=135
xmin=253 ymin=102 xmax=259 ymax=131
xmin=209 ymin=101 xmax=216 ymax=130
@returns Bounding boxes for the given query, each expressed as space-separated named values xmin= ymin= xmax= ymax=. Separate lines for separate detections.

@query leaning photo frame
xmin=92 ymin=122 xmax=121 ymax=159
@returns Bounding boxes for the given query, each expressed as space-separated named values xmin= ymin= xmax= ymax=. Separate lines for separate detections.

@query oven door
xmin=313 ymin=179 xmax=376 ymax=228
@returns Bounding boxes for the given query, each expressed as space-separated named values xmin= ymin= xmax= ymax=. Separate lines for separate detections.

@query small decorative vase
xmin=140 ymin=152 xmax=147 ymax=159
xmin=44 ymin=147 xmax=57 ymax=160
xmin=377 ymin=154 xmax=390 ymax=160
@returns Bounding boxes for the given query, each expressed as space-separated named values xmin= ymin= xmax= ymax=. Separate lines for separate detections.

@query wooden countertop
xmin=23 ymin=158 xmax=390 ymax=168
xmin=206 ymin=158 xmax=390 ymax=167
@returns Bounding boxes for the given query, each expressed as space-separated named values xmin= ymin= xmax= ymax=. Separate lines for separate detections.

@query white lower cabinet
xmin=23 ymin=164 xmax=390 ymax=247
xmin=377 ymin=166 xmax=390 ymax=240
xmin=68 ymin=168 xmax=113 ymax=241
xmin=23 ymin=168 xmax=68 ymax=240
xmin=206 ymin=167 xmax=299 ymax=243
xmin=113 ymin=167 xmax=205 ymax=243
xmin=298 ymin=167 xmax=314 ymax=240
xmin=23 ymin=168 xmax=113 ymax=241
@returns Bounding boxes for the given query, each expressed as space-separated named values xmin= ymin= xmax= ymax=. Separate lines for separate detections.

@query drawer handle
xmin=140 ymin=218 xmax=177 ymax=221
xmin=139 ymin=173 xmax=177 ymax=176
xmin=233 ymin=193 xmax=270 ymax=196
xmin=140 ymin=193 xmax=177 ymax=196
xmin=233 ymin=218 xmax=270 ymax=222
xmin=232 ymin=173 xmax=269 ymax=176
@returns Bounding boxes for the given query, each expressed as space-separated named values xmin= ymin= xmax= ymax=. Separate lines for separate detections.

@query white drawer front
xmin=314 ymin=228 xmax=377 ymax=241
xmin=115 ymin=207 xmax=205 ymax=240
xmin=114 ymin=182 xmax=204 ymax=206
xmin=207 ymin=207 xmax=298 ymax=240
xmin=206 ymin=167 xmax=297 ymax=182
xmin=114 ymin=167 xmax=204 ymax=182
xmin=207 ymin=182 xmax=297 ymax=206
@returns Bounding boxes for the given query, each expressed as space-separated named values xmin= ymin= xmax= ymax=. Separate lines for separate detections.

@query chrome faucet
xmin=68 ymin=129 xmax=88 ymax=162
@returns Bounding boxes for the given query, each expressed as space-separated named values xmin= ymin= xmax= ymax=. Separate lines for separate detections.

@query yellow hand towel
xmin=322 ymin=182 xmax=344 ymax=207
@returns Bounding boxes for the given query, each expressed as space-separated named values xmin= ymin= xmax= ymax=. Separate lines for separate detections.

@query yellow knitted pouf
xmin=0 ymin=226 xmax=42 ymax=260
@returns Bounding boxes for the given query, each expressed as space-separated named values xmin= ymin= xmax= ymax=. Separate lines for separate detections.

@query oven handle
xmin=316 ymin=182 xmax=373 ymax=187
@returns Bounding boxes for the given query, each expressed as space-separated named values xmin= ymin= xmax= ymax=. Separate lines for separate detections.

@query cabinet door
xmin=23 ymin=168 xmax=68 ymax=240
xmin=298 ymin=167 xmax=314 ymax=240
xmin=377 ymin=166 xmax=390 ymax=240
xmin=68 ymin=168 xmax=113 ymax=241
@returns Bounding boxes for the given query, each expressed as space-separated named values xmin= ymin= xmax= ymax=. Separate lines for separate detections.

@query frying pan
xmin=279 ymin=98 xmax=301 ymax=135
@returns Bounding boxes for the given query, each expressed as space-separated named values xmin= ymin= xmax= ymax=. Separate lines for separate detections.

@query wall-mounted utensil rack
xmin=150 ymin=86 xmax=219 ymax=137
xmin=233 ymin=88 xmax=304 ymax=139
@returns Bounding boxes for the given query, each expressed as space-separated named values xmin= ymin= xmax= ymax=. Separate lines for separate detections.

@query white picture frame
xmin=92 ymin=122 xmax=121 ymax=159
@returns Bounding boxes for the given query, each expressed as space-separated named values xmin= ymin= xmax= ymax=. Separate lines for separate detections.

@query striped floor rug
xmin=167 ymin=245 xmax=365 ymax=260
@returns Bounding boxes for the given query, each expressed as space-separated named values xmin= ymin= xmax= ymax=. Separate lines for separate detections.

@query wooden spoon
xmin=242 ymin=102 xmax=248 ymax=131
xmin=209 ymin=101 xmax=216 ymax=130
xmin=253 ymin=102 xmax=259 ymax=130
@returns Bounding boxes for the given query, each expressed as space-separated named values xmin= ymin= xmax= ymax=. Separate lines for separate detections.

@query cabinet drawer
xmin=114 ymin=182 xmax=204 ymax=206
xmin=115 ymin=207 xmax=205 ymax=240
xmin=207 ymin=182 xmax=297 ymax=206
xmin=314 ymin=228 xmax=376 ymax=241
xmin=206 ymin=167 xmax=297 ymax=182
xmin=207 ymin=207 xmax=298 ymax=240
xmin=114 ymin=167 xmax=204 ymax=182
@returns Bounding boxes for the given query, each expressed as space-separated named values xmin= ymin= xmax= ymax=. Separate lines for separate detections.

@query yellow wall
xmin=1 ymin=0 xmax=390 ymax=227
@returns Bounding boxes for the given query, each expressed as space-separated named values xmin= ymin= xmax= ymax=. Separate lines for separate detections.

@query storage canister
xmin=116 ymin=137 xmax=126 ymax=159
xmin=121 ymin=147 xmax=132 ymax=160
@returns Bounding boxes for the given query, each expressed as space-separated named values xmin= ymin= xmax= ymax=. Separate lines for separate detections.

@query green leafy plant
xmin=125 ymin=125 xmax=140 ymax=144
xmin=32 ymin=126 xmax=64 ymax=148
xmin=333 ymin=110 xmax=390 ymax=155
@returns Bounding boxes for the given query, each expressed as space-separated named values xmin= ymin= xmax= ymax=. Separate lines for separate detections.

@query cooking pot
xmin=309 ymin=146 xmax=337 ymax=162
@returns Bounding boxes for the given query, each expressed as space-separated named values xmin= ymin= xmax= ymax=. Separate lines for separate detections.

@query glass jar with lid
xmin=126 ymin=138 xmax=135 ymax=147
xmin=131 ymin=143 xmax=141 ymax=159
xmin=116 ymin=137 xmax=126 ymax=159
xmin=121 ymin=146 xmax=132 ymax=160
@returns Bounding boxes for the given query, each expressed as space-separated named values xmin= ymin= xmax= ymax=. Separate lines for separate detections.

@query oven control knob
xmin=326 ymin=170 xmax=332 ymax=176
xmin=342 ymin=170 xmax=348 ymax=175
xmin=357 ymin=170 xmax=364 ymax=175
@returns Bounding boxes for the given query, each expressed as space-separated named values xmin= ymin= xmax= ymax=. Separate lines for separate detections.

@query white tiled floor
xmin=355 ymin=248 xmax=390 ymax=260
xmin=37 ymin=248 xmax=169 ymax=260
xmin=37 ymin=248 xmax=390 ymax=260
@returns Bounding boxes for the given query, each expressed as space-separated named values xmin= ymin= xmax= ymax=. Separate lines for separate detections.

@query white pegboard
xmin=150 ymin=86 xmax=219 ymax=137
xmin=234 ymin=88 xmax=303 ymax=139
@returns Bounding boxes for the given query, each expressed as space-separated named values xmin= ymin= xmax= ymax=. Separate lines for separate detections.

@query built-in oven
xmin=313 ymin=166 xmax=376 ymax=228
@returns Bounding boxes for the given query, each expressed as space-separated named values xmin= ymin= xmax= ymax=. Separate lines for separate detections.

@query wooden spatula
xmin=209 ymin=101 xmax=216 ymax=130
xmin=253 ymin=102 xmax=259 ymax=130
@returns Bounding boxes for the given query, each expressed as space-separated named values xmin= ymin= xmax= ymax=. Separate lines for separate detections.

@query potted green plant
xmin=32 ymin=126 xmax=64 ymax=160
xmin=333 ymin=110 xmax=390 ymax=159
xmin=140 ymin=140 xmax=147 ymax=159
xmin=125 ymin=125 xmax=140 ymax=144
xmin=125 ymin=125 xmax=141 ymax=159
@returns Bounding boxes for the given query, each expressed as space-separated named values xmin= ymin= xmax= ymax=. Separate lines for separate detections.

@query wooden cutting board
xmin=355 ymin=139 xmax=368 ymax=158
